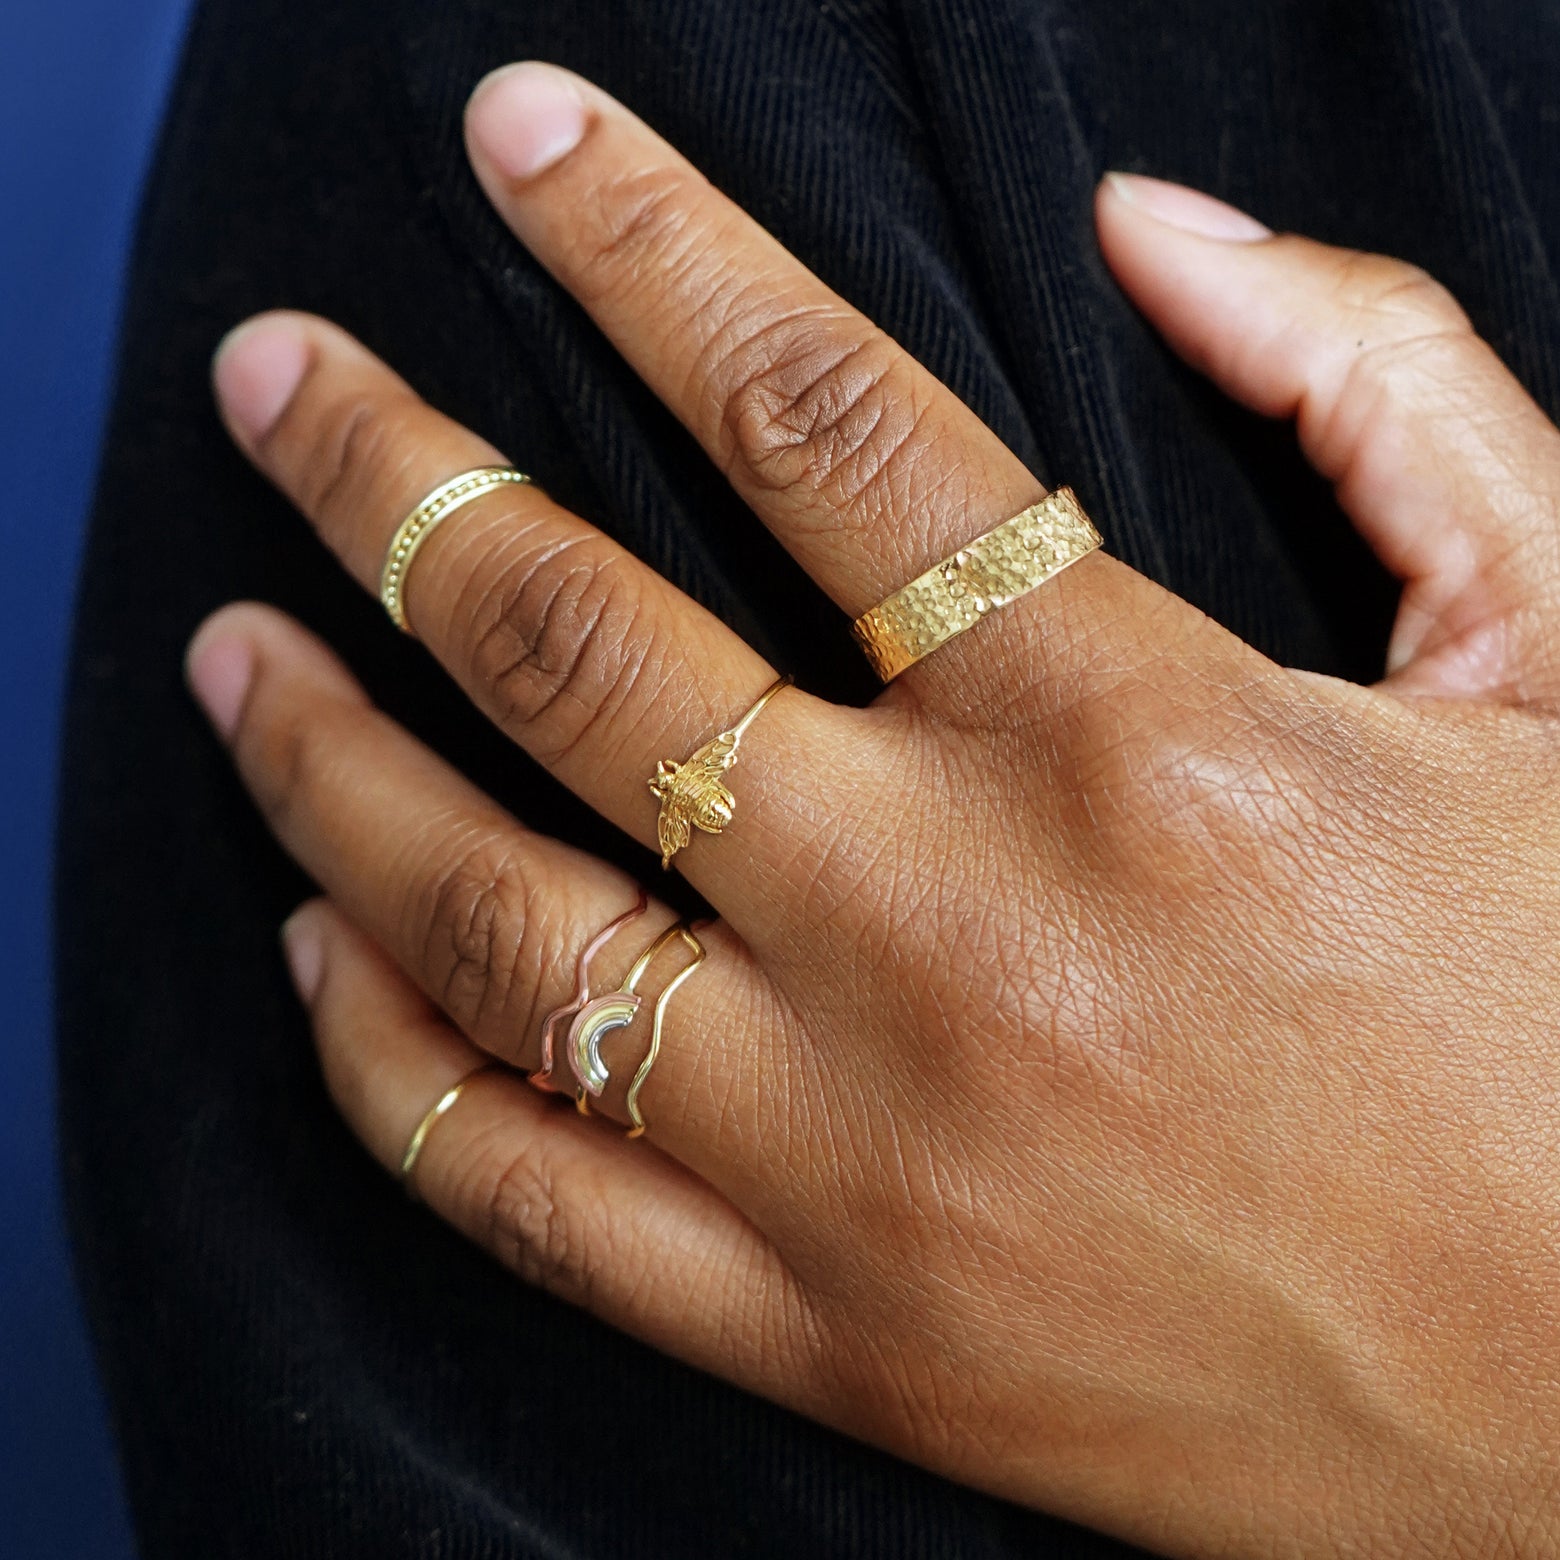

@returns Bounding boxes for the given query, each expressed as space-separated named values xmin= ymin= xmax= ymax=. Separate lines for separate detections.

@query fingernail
xmin=466 ymin=61 xmax=588 ymax=182
xmin=185 ymin=618 xmax=254 ymax=740
xmin=212 ymin=315 xmax=310 ymax=445
xmin=281 ymin=909 xmax=326 ymax=1005
xmin=1104 ymin=172 xmax=1271 ymax=242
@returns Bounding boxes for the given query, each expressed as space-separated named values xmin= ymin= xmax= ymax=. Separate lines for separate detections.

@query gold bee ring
xmin=380 ymin=466 xmax=532 ymax=633
xmin=648 ymin=674 xmax=792 ymax=869
xmin=852 ymin=486 xmax=1102 ymax=681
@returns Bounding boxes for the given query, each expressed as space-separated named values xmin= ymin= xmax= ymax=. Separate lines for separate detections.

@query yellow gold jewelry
xmin=399 ymin=1062 xmax=501 ymax=1194
xmin=649 ymin=675 xmax=792 ymax=869
xmin=379 ymin=466 xmax=532 ymax=633
xmin=566 ymin=920 xmax=697 ymax=1122
xmin=851 ymin=486 xmax=1102 ymax=681
xmin=625 ymin=925 xmax=705 ymax=1139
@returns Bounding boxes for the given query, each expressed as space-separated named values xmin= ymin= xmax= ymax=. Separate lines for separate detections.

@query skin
xmin=185 ymin=60 xmax=1560 ymax=1558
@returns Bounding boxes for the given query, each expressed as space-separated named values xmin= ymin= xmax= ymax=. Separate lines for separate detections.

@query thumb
xmin=1096 ymin=172 xmax=1560 ymax=710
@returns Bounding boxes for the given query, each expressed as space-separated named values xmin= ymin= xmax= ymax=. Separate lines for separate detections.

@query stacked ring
xmin=530 ymin=892 xmax=649 ymax=1094
xmin=623 ymin=925 xmax=705 ymax=1138
xmin=566 ymin=921 xmax=703 ymax=1132
xmin=532 ymin=903 xmax=708 ymax=1138
xmin=379 ymin=466 xmax=532 ymax=633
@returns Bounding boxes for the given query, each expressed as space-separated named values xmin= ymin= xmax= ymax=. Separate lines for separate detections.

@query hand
xmin=188 ymin=62 xmax=1560 ymax=1557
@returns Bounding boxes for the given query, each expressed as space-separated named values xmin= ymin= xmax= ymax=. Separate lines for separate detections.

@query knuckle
xmin=485 ymin=1149 xmax=597 ymax=1304
xmin=419 ymin=839 xmax=552 ymax=1049
xmin=713 ymin=316 xmax=923 ymax=511
xmin=283 ymin=387 xmax=423 ymax=539
xmin=569 ymin=163 xmax=702 ymax=305
xmin=1335 ymin=250 xmax=1472 ymax=338
xmin=1062 ymin=666 xmax=1319 ymax=862
xmin=1319 ymin=255 xmax=1482 ymax=454
xmin=469 ymin=537 xmax=656 ymax=768
xmin=238 ymin=682 xmax=343 ymax=839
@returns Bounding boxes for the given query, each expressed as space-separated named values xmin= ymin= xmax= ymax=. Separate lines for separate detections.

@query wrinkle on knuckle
xmin=569 ymin=163 xmax=703 ymax=306
xmin=1370 ymin=267 xmax=1471 ymax=338
xmin=1326 ymin=255 xmax=1472 ymax=389
xmin=1306 ymin=309 xmax=1486 ymax=498
xmin=287 ymin=391 xmax=405 ymax=534
xmin=1330 ymin=249 xmax=1469 ymax=333
xmin=240 ymin=688 xmax=347 ymax=839
xmin=419 ymin=838 xmax=544 ymax=1046
xmin=485 ymin=1148 xmax=597 ymax=1305
xmin=471 ymin=537 xmax=653 ymax=768
xmin=714 ymin=317 xmax=921 ymax=514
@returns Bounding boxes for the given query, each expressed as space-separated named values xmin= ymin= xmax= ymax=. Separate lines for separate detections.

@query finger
xmin=186 ymin=601 xmax=798 ymax=1192
xmin=1097 ymin=172 xmax=1560 ymax=708
xmin=463 ymin=61 xmax=1131 ymax=697
xmin=211 ymin=309 xmax=866 ymax=904
xmin=284 ymin=897 xmax=814 ymax=1400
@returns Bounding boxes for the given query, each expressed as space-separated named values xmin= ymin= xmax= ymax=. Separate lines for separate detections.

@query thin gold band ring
xmin=379 ymin=466 xmax=532 ymax=633
xmin=648 ymin=675 xmax=792 ymax=870
xmin=399 ymin=1063 xmax=502 ymax=1194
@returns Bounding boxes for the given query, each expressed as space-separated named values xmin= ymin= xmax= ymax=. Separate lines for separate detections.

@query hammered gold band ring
xmin=852 ymin=486 xmax=1102 ymax=681
xmin=380 ymin=466 xmax=532 ymax=633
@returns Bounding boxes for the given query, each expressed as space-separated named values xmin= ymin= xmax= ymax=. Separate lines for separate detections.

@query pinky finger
xmin=281 ymin=897 xmax=815 ymax=1390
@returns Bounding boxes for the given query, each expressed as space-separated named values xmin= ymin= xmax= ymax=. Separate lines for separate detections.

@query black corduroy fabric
xmin=56 ymin=1 xmax=1558 ymax=1555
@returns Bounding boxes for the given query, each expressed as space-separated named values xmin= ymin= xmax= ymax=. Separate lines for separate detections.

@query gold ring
xmin=649 ymin=675 xmax=792 ymax=869
xmin=624 ymin=924 xmax=705 ymax=1139
xmin=399 ymin=1063 xmax=501 ymax=1194
xmin=531 ymin=892 xmax=649 ymax=1095
xmin=566 ymin=919 xmax=690 ymax=1116
xmin=380 ymin=466 xmax=532 ymax=633
xmin=851 ymin=487 xmax=1102 ymax=681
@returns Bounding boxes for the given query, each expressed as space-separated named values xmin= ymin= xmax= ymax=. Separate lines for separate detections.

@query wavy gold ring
xmin=624 ymin=925 xmax=706 ymax=1139
xmin=567 ymin=920 xmax=691 ymax=1117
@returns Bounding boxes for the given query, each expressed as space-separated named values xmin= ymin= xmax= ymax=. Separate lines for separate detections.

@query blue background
xmin=2 ymin=2 xmax=194 ymax=1553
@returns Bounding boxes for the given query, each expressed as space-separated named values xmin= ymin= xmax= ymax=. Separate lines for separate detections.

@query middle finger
xmin=463 ymin=62 xmax=1067 ymax=627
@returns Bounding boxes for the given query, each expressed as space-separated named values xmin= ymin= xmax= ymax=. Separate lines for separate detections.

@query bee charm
xmin=650 ymin=733 xmax=739 ymax=868
xmin=648 ymin=675 xmax=792 ymax=869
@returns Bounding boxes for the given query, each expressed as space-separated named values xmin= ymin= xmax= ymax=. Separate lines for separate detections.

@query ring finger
xmin=185 ymin=600 xmax=799 ymax=1194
